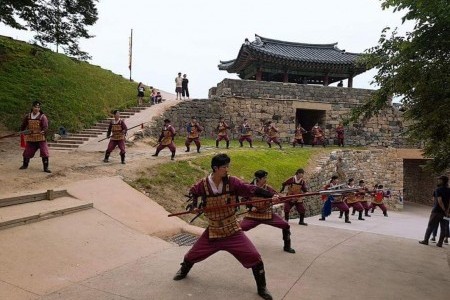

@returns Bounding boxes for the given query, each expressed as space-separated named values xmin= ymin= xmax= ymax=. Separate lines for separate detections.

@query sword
xmin=0 ymin=130 xmax=30 ymax=139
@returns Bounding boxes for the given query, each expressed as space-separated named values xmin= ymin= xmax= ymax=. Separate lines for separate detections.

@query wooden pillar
xmin=256 ymin=69 xmax=262 ymax=81
xmin=348 ymin=75 xmax=353 ymax=88
xmin=323 ymin=73 xmax=329 ymax=86
xmin=283 ymin=70 xmax=288 ymax=83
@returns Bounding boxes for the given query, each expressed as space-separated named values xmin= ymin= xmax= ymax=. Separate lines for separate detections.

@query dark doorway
xmin=296 ymin=109 xmax=326 ymax=145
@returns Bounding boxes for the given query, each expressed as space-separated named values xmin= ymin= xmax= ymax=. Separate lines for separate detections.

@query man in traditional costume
xmin=264 ymin=121 xmax=282 ymax=149
xmin=311 ymin=123 xmax=325 ymax=147
xmin=103 ymin=110 xmax=127 ymax=164
xmin=240 ymin=170 xmax=295 ymax=254
xmin=280 ymin=169 xmax=309 ymax=226
xmin=319 ymin=175 xmax=351 ymax=223
xmin=173 ymin=154 xmax=275 ymax=300
xmin=19 ymin=100 xmax=51 ymax=173
xmin=215 ymin=117 xmax=230 ymax=149
xmin=370 ymin=184 xmax=389 ymax=217
xmin=185 ymin=116 xmax=202 ymax=153
xmin=152 ymin=119 xmax=176 ymax=160
xmin=238 ymin=118 xmax=253 ymax=148
xmin=336 ymin=123 xmax=345 ymax=147
xmin=351 ymin=180 xmax=372 ymax=217
xmin=340 ymin=178 xmax=365 ymax=220
xmin=292 ymin=124 xmax=307 ymax=147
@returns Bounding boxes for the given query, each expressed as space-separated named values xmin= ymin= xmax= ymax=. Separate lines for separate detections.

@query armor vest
xmin=218 ymin=122 xmax=227 ymax=135
xmin=188 ymin=123 xmax=199 ymax=139
xmin=287 ymin=180 xmax=304 ymax=203
xmin=161 ymin=125 xmax=174 ymax=145
xmin=294 ymin=129 xmax=304 ymax=139
xmin=241 ymin=124 xmax=251 ymax=136
xmin=345 ymin=185 xmax=358 ymax=204
xmin=373 ymin=190 xmax=384 ymax=204
xmin=312 ymin=127 xmax=323 ymax=137
xmin=202 ymin=178 xmax=241 ymax=239
xmin=268 ymin=127 xmax=277 ymax=138
xmin=246 ymin=196 xmax=272 ymax=220
xmin=111 ymin=120 xmax=125 ymax=140
xmin=26 ymin=113 xmax=45 ymax=142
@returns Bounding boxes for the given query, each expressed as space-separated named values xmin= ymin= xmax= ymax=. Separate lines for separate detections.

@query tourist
xmin=19 ymin=100 xmax=51 ymax=173
xmin=292 ymin=124 xmax=307 ymax=148
xmin=240 ymin=170 xmax=296 ymax=253
xmin=280 ymin=168 xmax=309 ymax=225
xmin=182 ymin=74 xmax=190 ymax=100
xmin=175 ymin=72 xmax=183 ymax=100
xmin=152 ymin=119 xmax=176 ymax=160
xmin=238 ymin=118 xmax=253 ymax=148
xmin=185 ymin=116 xmax=202 ymax=153
xmin=137 ymin=82 xmax=145 ymax=105
xmin=311 ymin=123 xmax=325 ymax=147
xmin=419 ymin=175 xmax=450 ymax=247
xmin=264 ymin=121 xmax=282 ymax=149
xmin=215 ymin=117 xmax=230 ymax=149
xmin=103 ymin=110 xmax=127 ymax=164
xmin=173 ymin=154 xmax=276 ymax=300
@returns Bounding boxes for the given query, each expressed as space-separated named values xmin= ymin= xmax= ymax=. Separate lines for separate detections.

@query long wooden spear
xmin=0 ymin=130 xmax=30 ymax=140
xmin=97 ymin=121 xmax=151 ymax=142
xmin=167 ymin=187 xmax=359 ymax=217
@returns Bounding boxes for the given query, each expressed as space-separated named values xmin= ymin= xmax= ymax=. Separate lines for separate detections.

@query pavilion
xmin=218 ymin=34 xmax=367 ymax=87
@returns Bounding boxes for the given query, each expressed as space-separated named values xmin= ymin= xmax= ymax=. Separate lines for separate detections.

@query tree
xmin=353 ymin=0 xmax=450 ymax=172
xmin=0 ymin=0 xmax=37 ymax=29
xmin=17 ymin=0 xmax=98 ymax=60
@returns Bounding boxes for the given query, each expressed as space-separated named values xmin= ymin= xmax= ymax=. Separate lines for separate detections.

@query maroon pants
xmin=184 ymin=229 xmax=261 ymax=268
xmin=185 ymin=137 xmax=200 ymax=148
xmin=239 ymin=136 xmax=252 ymax=143
xmin=292 ymin=138 xmax=304 ymax=146
xmin=240 ymin=214 xmax=290 ymax=231
xmin=266 ymin=137 xmax=280 ymax=144
xmin=313 ymin=137 xmax=324 ymax=145
xmin=22 ymin=141 xmax=49 ymax=158
xmin=347 ymin=202 xmax=363 ymax=212
xmin=156 ymin=142 xmax=176 ymax=153
xmin=332 ymin=201 xmax=349 ymax=212
xmin=370 ymin=203 xmax=387 ymax=213
xmin=216 ymin=135 xmax=229 ymax=142
xmin=284 ymin=201 xmax=306 ymax=215
xmin=360 ymin=201 xmax=370 ymax=211
xmin=106 ymin=139 xmax=126 ymax=154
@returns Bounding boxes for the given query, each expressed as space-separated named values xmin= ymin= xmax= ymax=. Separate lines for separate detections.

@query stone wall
xmin=403 ymin=159 xmax=435 ymax=206
xmin=153 ymin=79 xmax=409 ymax=148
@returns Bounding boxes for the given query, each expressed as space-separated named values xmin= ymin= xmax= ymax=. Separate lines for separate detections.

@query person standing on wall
xmin=182 ymin=74 xmax=190 ymax=100
xmin=19 ymin=100 xmax=51 ymax=173
xmin=175 ymin=72 xmax=183 ymax=100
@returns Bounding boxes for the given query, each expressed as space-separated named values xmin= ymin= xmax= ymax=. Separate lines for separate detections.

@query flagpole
xmin=129 ymin=28 xmax=133 ymax=81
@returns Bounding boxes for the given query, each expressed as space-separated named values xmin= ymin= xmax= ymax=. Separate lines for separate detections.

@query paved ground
xmin=0 ymin=177 xmax=449 ymax=300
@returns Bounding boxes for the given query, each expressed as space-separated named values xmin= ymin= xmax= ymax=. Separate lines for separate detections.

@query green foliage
xmin=353 ymin=0 xmax=450 ymax=172
xmin=0 ymin=36 xmax=137 ymax=134
xmin=0 ymin=0 xmax=36 ymax=30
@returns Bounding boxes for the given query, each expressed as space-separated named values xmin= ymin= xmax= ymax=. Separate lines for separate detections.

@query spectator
xmin=337 ymin=80 xmax=344 ymax=87
xmin=137 ymin=82 xmax=145 ymax=105
xmin=175 ymin=72 xmax=183 ymax=100
xmin=182 ymin=74 xmax=190 ymax=100
xmin=151 ymin=89 xmax=157 ymax=105
xmin=155 ymin=91 xmax=163 ymax=104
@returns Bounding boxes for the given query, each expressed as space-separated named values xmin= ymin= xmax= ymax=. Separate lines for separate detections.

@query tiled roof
xmin=219 ymin=34 xmax=365 ymax=73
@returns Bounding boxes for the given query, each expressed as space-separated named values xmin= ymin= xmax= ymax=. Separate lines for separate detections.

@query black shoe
xmin=103 ymin=159 xmax=109 ymax=163
xmin=418 ymin=240 xmax=428 ymax=245
xmin=436 ymin=243 xmax=443 ymax=247
xmin=319 ymin=217 xmax=325 ymax=221
xmin=283 ymin=247 xmax=296 ymax=254
xmin=299 ymin=222 xmax=308 ymax=226
xmin=345 ymin=220 xmax=351 ymax=223
xmin=430 ymin=237 xmax=436 ymax=242
xmin=151 ymin=154 xmax=158 ymax=157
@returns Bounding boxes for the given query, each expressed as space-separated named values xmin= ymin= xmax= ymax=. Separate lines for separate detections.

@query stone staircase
xmin=48 ymin=104 xmax=152 ymax=150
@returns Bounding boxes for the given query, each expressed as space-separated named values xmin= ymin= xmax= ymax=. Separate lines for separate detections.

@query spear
xmin=168 ymin=187 xmax=359 ymax=217
xmin=97 ymin=122 xmax=150 ymax=142
xmin=0 ymin=130 xmax=30 ymax=139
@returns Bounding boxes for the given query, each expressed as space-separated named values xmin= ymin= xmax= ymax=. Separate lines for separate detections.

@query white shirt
xmin=208 ymin=173 xmax=223 ymax=195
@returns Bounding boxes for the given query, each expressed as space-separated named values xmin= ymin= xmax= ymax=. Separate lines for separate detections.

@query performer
xmin=280 ymin=168 xmax=309 ymax=225
xmin=340 ymin=178 xmax=365 ymax=220
xmin=238 ymin=118 xmax=253 ymax=148
xmin=103 ymin=110 xmax=127 ymax=164
xmin=264 ymin=121 xmax=282 ymax=149
xmin=19 ymin=100 xmax=51 ymax=173
xmin=152 ymin=119 xmax=176 ymax=160
xmin=215 ymin=117 xmax=230 ymax=149
xmin=311 ymin=123 xmax=326 ymax=147
xmin=185 ymin=116 xmax=203 ymax=153
xmin=370 ymin=184 xmax=389 ymax=217
xmin=336 ymin=123 xmax=345 ymax=147
xmin=240 ymin=170 xmax=295 ymax=253
xmin=352 ymin=180 xmax=372 ymax=217
xmin=319 ymin=175 xmax=351 ymax=223
xmin=292 ymin=124 xmax=307 ymax=148
xmin=173 ymin=154 xmax=276 ymax=300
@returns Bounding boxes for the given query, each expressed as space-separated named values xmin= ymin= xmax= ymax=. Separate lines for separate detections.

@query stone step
xmin=58 ymin=136 xmax=89 ymax=141
xmin=48 ymin=143 xmax=80 ymax=148
xmin=68 ymin=133 xmax=98 ymax=138
xmin=53 ymin=139 xmax=85 ymax=145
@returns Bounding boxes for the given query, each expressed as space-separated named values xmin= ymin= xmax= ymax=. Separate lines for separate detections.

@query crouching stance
xmin=103 ymin=110 xmax=127 ymax=164
xmin=240 ymin=170 xmax=295 ymax=254
xmin=281 ymin=168 xmax=309 ymax=226
xmin=173 ymin=154 xmax=275 ymax=300
xmin=152 ymin=119 xmax=176 ymax=160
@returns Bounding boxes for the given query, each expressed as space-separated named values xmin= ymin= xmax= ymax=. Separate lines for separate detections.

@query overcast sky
xmin=0 ymin=0 xmax=413 ymax=98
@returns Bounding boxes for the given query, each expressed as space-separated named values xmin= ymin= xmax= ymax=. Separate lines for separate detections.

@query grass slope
xmin=0 ymin=36 xmax=141 ymax=133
